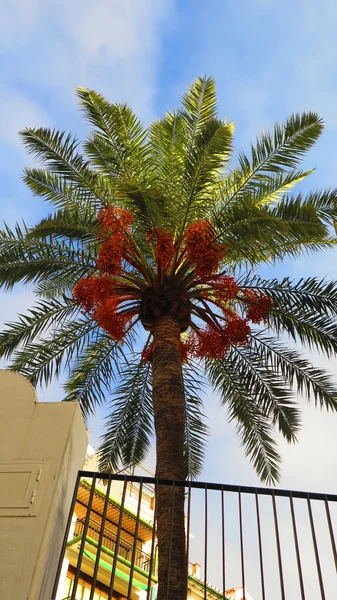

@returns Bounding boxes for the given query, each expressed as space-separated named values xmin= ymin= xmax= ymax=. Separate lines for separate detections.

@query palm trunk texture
xmin=152 ymin=314 xmax=187 ymax=600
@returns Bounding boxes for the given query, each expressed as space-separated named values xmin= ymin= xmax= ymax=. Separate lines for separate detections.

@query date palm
xmin=1 ymin=77 xmax=337 ymax=600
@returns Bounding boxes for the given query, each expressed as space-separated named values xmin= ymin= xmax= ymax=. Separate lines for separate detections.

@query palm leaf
xmin=63 ymin=332 xmax=132 ymax=418
xmin=269 ymin=309 xmax=337 ymax=357
xmin=97 ymin=358 xmax=153 ymax=472
xmin=249 ymin=332 xmax=337 ymax=410
xmin=238 ymin=275 xmax=337 ymax=318
xmin=27 ymin=208 xmax=98 ymax=242
xmin=225 ymin=344 xmax=300 ymax=442
xmin=206 ymin=354 xmax=282 ymax=483
xmin=180 ymin=76 xmax=218 ymax=135
xmin=77 ymin=88 xmax=147 ymax=182
xmin=9 ymin=319 xmax=98 ymax=387
xmin=0 ymin=222 xmax=95 ymax=291
xmin=253 ymin=169 xmax=314 ymax=207
xmin=22 ymin=168 xmax=98 ymax=211
xmin=0 ymin=296 xmax=78 ymax=358
xmin=183 ymin=361 xmax=208 ymax=479
xmin=20 ymin=128 xmax=105 ymax=200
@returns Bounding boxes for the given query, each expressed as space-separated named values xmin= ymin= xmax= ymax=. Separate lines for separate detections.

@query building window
xmin=64 ymin=576 xmax=103 ymax=600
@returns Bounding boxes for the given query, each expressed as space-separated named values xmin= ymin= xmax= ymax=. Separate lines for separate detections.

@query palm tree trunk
xmin=152 ymin=314 xmax=187 ymax=600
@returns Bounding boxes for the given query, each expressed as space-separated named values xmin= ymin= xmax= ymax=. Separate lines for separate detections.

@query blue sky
xmin=1 ymin=0 xmax=337 ymax=482
xmin=1 ymin=0 xmax=337 ymax=480
xmin=1 ymin=0 xmax=337 ymax=595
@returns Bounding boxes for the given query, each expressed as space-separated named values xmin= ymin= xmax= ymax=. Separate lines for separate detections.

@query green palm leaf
xmin=97 ymin=358 xmax=153 ymax=472
xmin=183 ymin=361 xmax=208 ymax=479
xmin=249 ymin=332 xmax=337 ymax=410
xmin=22 ymin=168 xmax=97 ymax=211
xmin=232 ymin=112 xmax=323 ymax=200
xmin=0 ymin=222 xmax=95 ymax=291
xmin=63 ymin=332 xmax=133 ymax=418
xmin=0 ymin=296 xmax=78 ymax=358
xmin=77 ymin=89 xmax=147 ymax=184
xmin=206 ymin=353 xmax=282 ymax=483
xmin=20 ymin=128 xmax=105 ymax=201
xmin=10 ymin=319 xmax=98 ymax=387
xmin=27 ymin=208 xmax=98 ymax=242
xmin=238 ymin=275 xmax=337 ymax=317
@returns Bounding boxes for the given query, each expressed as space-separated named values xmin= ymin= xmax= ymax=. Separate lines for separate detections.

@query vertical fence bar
xmin=186 ymin=480 xmax=192 ymax=593
xmin=204 ymin=484 xmax=208 ymax=600
xmin=221 ymin=486 xmax=226 ymax=599
xmin=127 ymin=479 xmax=143 ymax=600
xmin=51 ymin=471 xmax=81 ymax=600
xmin=307 ymin=496 xmax=326 ymax=600
xmin=166 ymin=481 xmax=176 ymax=600
xmin=238 ymin=489 xmax=245 ymax=599
xmin=146 ymin=479 xmax=158 ymax=600
xmin=272 ymin=491 xmax=285 ymax=600
xmin=108 ymin=476 xmax=128 ymax=600
xmin=89 ymin=475 xmax=112 ymax=600
xmin=325 ymin=497 xmax=337 ymax=572
xmin=289 ymin=494 xmax=305 ymax=600
xmin=255 ymin=491 xmax=266 ymax=600
xmin=71 ymin=475 xmax=97 ymax=600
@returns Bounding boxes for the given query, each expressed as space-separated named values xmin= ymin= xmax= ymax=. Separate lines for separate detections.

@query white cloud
xmin=66 ymin=0 xmax=142 ymax=57
xmin=0 ymin=89 xmax=50 ymax=152
xmin=0 ymin=0 xmax=174 ymax=124
xmin=0 ymin=0 xmax=41 ymax=49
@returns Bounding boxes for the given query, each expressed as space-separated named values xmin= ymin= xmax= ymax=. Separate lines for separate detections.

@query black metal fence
xmin=52 ymin=472 xmax=337 ymax=600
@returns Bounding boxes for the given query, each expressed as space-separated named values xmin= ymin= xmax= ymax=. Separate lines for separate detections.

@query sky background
xmin=1 ymin=1 xmax=337 ymax=596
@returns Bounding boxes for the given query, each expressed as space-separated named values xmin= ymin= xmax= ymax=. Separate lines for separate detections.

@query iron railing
xmin=52 ymin=472 xmax=337 ymax=600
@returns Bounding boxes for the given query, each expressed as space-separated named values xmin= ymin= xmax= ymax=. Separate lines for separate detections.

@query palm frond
xmin=0 ymin=222 xmax=95 ymax=291
xmin=214 ymin=189 xmax=331 ymax=266
xmin=231 ymin=112 xmax=323 ymax=201
xmin=269 ymin=309 xmax=337 ymax=357
xmin=148 ymin=111 xmax=185 ymax=204
xmin=180 ymin=76 xmax=218 ymax=135
xmin=22 ymin=168 xmax=98 ymax=211
xmin=249 ymin=332 xmax=337 ymax=410
xmin=253 ymin=169 xmax=314 ymax=207
xmin=63 ymin=331 xmax=132 ymax=417
xmin=206 ymin=354 xmax=282 ymax=483
xmin=27 ymin=208 xmax=98 ymax=242
xmin=9 ymin=319 xmax=98 ymax=387
xmin=280 ymin=189 xmax=337 ymax=229
xmin=268 ymin=194 xmax=328 ymax=236
xmin=0 ymin=296 xmax=78 ymax=359
xmin=213 ymin=200 xmax=305 ymax=264
xmin=97 ymin=358 xmax=153 ymax=472
xmin=175 ymin=76 xmax=234 ymax=236
xmin=228 ymin=344 xmax=300 ymax=442
xmin=179 ymin=118 xmax=234 ymax=225
xmin=238 ymin=275 xmax=337 ymax=318
xmin=183 ymin=361 xmax=208 ymax=479
xmin=20 ymin=128 xmax=105 ymax=200
xmin=77 ymin=88 xmax=147 ymax=181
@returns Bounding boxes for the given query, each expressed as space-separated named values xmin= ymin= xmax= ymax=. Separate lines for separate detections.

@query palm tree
xmin=1 ymin=76 xmax=337 ymax=600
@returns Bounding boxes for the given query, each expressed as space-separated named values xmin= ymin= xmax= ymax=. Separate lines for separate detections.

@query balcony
xmin=74 ymin=516 xmax=153 ymax=573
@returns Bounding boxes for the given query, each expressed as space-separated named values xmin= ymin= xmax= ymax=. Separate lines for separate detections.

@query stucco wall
xmin=0 ymin=370 xmax=87 ymax=600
